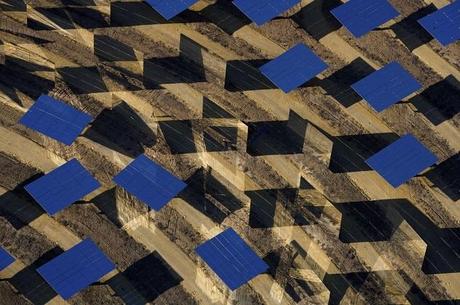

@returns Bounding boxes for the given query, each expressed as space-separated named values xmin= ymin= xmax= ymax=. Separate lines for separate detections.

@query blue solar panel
xmin=0 ymin=246 xmax=14 ymax=271
xmin=331 ymin=0 xmax=399 ymax=37
xmin=19 ymin=95 xmax=92 ymax=146
xmin=25 ymin=159 xmax=101 ymax=215
xmin=366 ymin=134 xmax=438 ymax=188
xmin=418 ymin=1 xmax=460 ymax=46
xmin=145 ymin=0 xmax=198 ymax=20
xmin=351 ymin=62 xmax=422 ymax=112
xmin=37 ymin=239 xmax=115 ymax=300
xmin=259 ymin=43 xmax=328 ymax=93
xmin=113 ymin=154 xmax=186 ymax=211
xmin=196 ymin=228 xmax=268 ymax=290
xmin=233 ymin=0 xmax=300 ymax=26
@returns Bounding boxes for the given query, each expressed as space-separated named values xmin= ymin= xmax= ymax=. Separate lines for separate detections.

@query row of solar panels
xmin=1 ymin=228 xmax=268 ymax=299
xmin=146 ymin=0 xmax=460 ymax=46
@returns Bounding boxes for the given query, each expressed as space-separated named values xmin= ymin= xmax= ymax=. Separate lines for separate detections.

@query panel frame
xmin=113 ymin=154 xmax=187 ymax=211
xmin=19 ymin=95 xmax=92 ymax=146
xmin=331 ymin=0 xmax=400 ymax=37
xmin=366 ymin=134 xmax=438 ymax=187
xmin=25 ymin=159 xmax=101 ymax=215
xmin=351 ymin=61 xmax=422 ymax=112
xmin=145 ymin=0 xmax=198 ymax=20
xmin=196 ymin=228 xmax=269 ymax=290
xmin=259 ymin=43 xmax=328 ymax=93
xmin=37 ymin=239 xmax=115 ymax=300
xmin=418 ymin=1 xmax=460 ymax=46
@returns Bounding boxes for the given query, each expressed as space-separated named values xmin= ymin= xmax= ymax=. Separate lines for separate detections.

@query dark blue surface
xmin=113 ymin=154 xmax=186 ymax=211
xmin=19 ymin=95 xmax=92 ymax=145
xmin=145 ymin=0 xmax=198 ymax=20
xmin=0 ymin=246 xmax=14 ymax=271
xmin=37 ymin=239 xmax=115 ymax=300
xmin=351 ymin=62 xmax=422 ymax=112
xmin=418 ymin=1 xmax=460 ymax=46
xmin=331 ymin=0 xmax=399 ymax=37
xmin=366 ymin=134 xmax=438 ymax=188
xmin=196 ymin=228 xmax=269 ymax=290
xmin=259 ymin=43 xmax=328 ymax=93
xmin=25 ymin=159 xmax=101 ymax=215
xmin=232 ymin=0 xmax=300 ymax=26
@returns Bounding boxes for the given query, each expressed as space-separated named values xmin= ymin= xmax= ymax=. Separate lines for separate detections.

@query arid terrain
xmin=0 ymin=0 xmax=459 ymax=304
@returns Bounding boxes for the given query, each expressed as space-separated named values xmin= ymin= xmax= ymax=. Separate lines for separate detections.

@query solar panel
xmin=331 ymin=0 xmax=399 ymax=37
xmin=37 ymin=239 xmax=115 ymax=300
xmin=366 ymin=134 xmax=438 ymax=187
xmin=0 ymin=246 xmax=14 ymax=271
xmin=196 ymin=228 xmax=269 ymax=290
xmin=418 ymin=1 xmax=460 ymax=46
xmin=25 ymin=159 xmax=101 ymax=215
xmin=113 ymin=154 xmax=187 ymax=211
xmin=351 ymin=62 xmax=422 ymax=112
xmin=19 ymin=95 xmax=92 ymax=146
xmin=233 ymin=0 xmax=300 ymax=26
xmin=259 ymin=43 xmax=328 ymax=93
xmin=145 ymin=0 xmax=198 ymax=20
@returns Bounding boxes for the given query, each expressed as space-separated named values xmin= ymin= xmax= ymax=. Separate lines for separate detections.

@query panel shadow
xmin=224 ymin=59 xmax=275 ymax=91
xmin=322 ymin=272 xmax=369 ymax=305
xmin=94 ymin=35 xmax=137 ymax=62
xmin=292 ymin=0 xmax=342 ymax=40
xmin=246 ymin=112 xmax=308 ymax=156
xmin=410 ymin=76 xmax=460 ymax=126
xmin=406 ymin=284 xmax=460 ymax=305
xmin=0 ymin=173 xmax=46 ymax=230
xmin=91 ymin=188 xmax=121 ymax=227
xmin=58 ymin=66 xmax=108 ymax=94
xmin=159 ymin=120 xmax=197 ymax=154
xmin=200 ymin=0 xmax=251 ymax=34
xmin=247 ymin=188 xmax=324 ymax=229
xmin=328 ymin=132 xmax=399 ymax=173
xmin=338 ymin=199 xmax=460 ymax=274
xmin=0 ymin=56 xmax=55 ymax=106
xmin=9 ymin=247 xmax=63 ymax=305
xmin=143 ymin=56 xmax=206 ymax=88
xmin=0 ymin=0 xmax=26 ymax=12
xmin=391 ymin=4 xmax=437 ymax=51
xmin=119 ymin=252 xmax=183 ymax=303
xmin=319 ymin=57 xmax=376 ymax=108
xmin=29 ymin=7 xmax=108 ymax=30
xmin=178 ymin=168 xmax=243 ymax=224
xmin=204 ymin=126 xmax=238 ymax=152
xmin=426 ymin=153 xmax=460 ymax=201
xmin=83 ymin=101 xmax=156 ymax=158
xmin=335 ymin=200 xmax=404 ymax=243
xmin=202 ymin=97 xmax=234 ymax=119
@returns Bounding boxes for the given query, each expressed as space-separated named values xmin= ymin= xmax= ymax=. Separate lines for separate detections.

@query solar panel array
xmin=331 ymin=0 xmax=399 ymax=37
xmin=418 ymin=0 xmax=460 ymax=46
xmin=145 ymin=0 xmax=199 ymax=20
xmin=25 ymin=159 xmax=101 ymax=215
xmin=351 ymin=62 xmax=422 ymax=112
xmin=37 ymin=239 xmax=115 ymax=300
xmin=113 ymin=154 xmax=187 ymax=211
xmin=19 ymin=95 xmax=92 ymax=145
xmin=233 ymin=0 xmax=301 ymax=26
xmin=2 ymin=0 xmax=459 ymax=303
xmin=196 ymin=228 xmax=269 ymax=290
xmin=366 ymin=134 xmax=438 ymax=187
xmin=0 ymin=246 xmax=14 ymax=271
xmin=260 ymin=43 xmax=328 ymax=93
